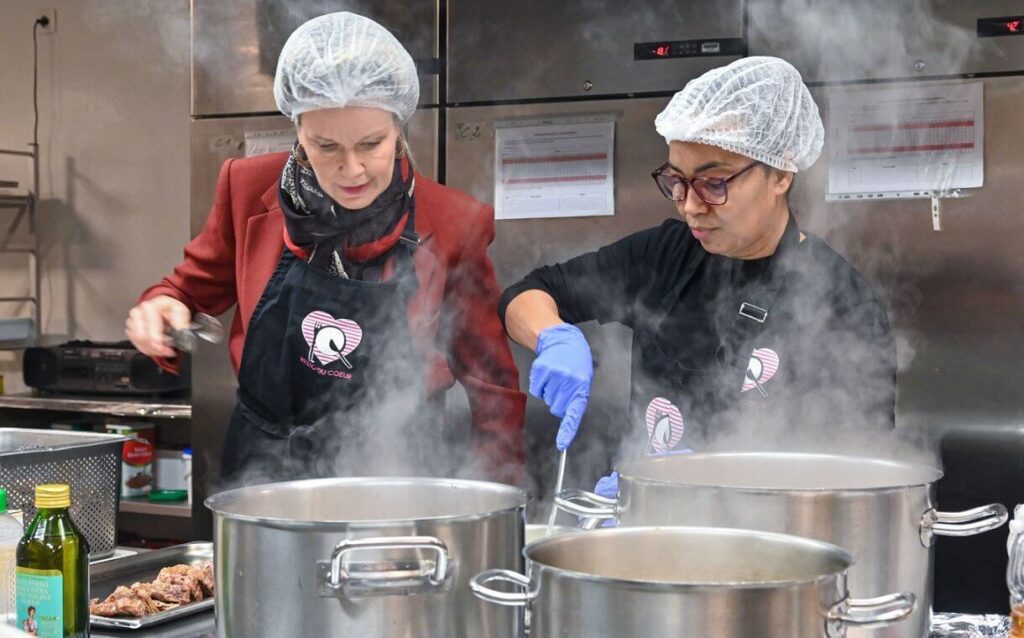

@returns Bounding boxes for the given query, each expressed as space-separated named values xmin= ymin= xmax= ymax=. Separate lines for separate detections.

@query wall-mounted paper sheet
xmin=494 ymin=117 xmax=615 ymax=220
xmin=826 ymin=82 xmax=984 ymax=200
xmin=244 ymin=129 xmax=295 ymax=157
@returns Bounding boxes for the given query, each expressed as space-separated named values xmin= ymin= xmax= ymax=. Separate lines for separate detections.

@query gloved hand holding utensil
xmin=529 ymin=324 xmax=593 ymax=450
xmin=588 ymin=471 xmax=618 ymax=528
xmin=594 ymin=471 xmax=618 ymax=499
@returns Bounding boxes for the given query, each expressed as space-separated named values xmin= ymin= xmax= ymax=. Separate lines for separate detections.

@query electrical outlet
xmin=37 ymin=9 xmax=56 ymax=34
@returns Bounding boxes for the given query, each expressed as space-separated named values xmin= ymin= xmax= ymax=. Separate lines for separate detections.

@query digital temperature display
xmin=978 ymin=16 xmax=1024 ymax=37
xmin=634 ymin=38 xmax=746 ymax=60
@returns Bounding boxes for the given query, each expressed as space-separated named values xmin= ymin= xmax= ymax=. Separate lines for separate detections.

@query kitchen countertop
xmin=0 ymin=391 xmax=191 ymax=418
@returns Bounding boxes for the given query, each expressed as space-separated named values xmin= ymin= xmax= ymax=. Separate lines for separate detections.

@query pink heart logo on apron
xmin=741 ymin=347 xmax=780 ymax=394
xmin=301 ymin=311 xmax=363 ymax=368
xmin=645 ymin=397 xmax=684 ymax=454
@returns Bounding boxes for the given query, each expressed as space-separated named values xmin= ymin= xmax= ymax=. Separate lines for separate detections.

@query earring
xmin=293 ymin=143 xmax=312 ymax=169
xmin=396 ymin=138 xmax=408 ymax=159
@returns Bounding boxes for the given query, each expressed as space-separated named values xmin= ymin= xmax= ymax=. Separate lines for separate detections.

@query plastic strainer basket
xmin=0 ymin=428 xmax=126 ymax=558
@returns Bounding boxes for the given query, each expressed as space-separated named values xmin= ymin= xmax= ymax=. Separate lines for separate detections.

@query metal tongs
xmin=165 ymin=313 xmax=226 ymax=352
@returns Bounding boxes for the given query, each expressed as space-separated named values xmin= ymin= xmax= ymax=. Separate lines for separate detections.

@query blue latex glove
xmin=592 ymin=471 xmax=619 ymax=528
xmin=529 ymin=324 xmax=593 ymax=450
xmin=594 ymin=471 xmax=618 ymax=499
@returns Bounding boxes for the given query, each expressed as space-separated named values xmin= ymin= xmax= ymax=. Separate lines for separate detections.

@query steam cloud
xmin=204 ymin=0 xmax=990 ymax=521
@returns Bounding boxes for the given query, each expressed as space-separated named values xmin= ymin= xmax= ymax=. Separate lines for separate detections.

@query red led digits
xmin=1008 ymin=19 xmax=1021 ymax=33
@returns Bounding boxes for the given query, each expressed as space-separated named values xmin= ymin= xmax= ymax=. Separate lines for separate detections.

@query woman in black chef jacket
xmin=499 ymin=56 xmax=895 ymax=492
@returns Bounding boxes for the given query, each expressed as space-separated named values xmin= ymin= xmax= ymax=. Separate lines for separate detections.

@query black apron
xmin=220 ymin=211 xmax=426 ymax=483
xmin=627 ymin=218 xmax=802 ymax=456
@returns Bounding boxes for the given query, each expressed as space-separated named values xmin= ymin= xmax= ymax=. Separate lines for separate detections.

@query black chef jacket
xmin=499 ymin=216 xmax=895 ymax=454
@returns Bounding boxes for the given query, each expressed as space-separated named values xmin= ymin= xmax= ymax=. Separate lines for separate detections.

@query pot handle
xmin=553 ymin=489 xmax=617 ymax=530
xmin=920 ymin=503 xmax=1008 ymax=546
xmin=318 ymin=535 xmax=451 ymax=597
xmin=827 ymin=592 xmax=916 ymax=634
xmin=469 ymin=569 xmax=535 ymax=607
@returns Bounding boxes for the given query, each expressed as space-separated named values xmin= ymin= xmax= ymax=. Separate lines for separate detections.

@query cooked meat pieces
xmin=127 ymin=583 xmax=157 ymax=615
xmin=90 ymin=586 xmax=148 ymax=618
xmin=155 ymin=567 xmax=203 ymax=602
xmin=130 ymin=582 xmax=181 ymax=612
xmin=158 ymin=562 xmax=214 ymax=598
xmin=89 ymin=597 xmax=146 ymax=618
xmin=89 ymin=561 xmax=215 ymax=618
xmin=197 ymin=560 xmax=215 ymax=596
xmin=149 ymin=575 xmax=194 ymax=605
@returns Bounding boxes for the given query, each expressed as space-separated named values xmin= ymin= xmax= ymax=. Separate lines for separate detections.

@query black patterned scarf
xmin=279 ymin=142 xmax=415 ymax=280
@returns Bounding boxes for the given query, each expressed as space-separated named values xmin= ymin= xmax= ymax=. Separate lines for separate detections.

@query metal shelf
xmin=0 ymin=391 xmax=191 ymax=418
xmin=0 ymin=194 xmax=33 ymax=208
xmin=120 ymin=498 xmax=192 ymax=518
xmin=0 ymin=146 xmax=40 ymax=344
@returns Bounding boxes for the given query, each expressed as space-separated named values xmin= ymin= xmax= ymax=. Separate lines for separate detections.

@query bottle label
xmin=16 ymin=567 xmax=63 ymax=638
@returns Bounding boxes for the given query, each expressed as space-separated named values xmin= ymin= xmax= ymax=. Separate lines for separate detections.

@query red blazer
xmin=141 ymin=152 xmax=526 ymax=472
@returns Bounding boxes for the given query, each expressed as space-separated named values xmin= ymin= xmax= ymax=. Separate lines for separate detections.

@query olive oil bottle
xmin=16 ymin=484 xmax=89 ymax=638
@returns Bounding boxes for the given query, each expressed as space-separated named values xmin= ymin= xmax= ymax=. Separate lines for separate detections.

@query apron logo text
xmin=300 ymin=356 xmax=353 ymax=380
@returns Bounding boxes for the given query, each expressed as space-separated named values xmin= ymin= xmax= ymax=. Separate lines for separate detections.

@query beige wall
xmin=0 ymin=0 xmax=191 ymax=391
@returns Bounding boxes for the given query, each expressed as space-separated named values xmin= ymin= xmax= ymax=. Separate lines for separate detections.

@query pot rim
xmin=204 ymin=476 xmax=528 ymax=529
xmin=524 ymin=526 xmax=855 ymax=589
xmin=619 ymin=452 xmax=943 ymax=492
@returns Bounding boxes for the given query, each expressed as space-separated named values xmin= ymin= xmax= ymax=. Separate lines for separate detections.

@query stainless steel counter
xmin=0 ymin=391 xmax=191 ymax=419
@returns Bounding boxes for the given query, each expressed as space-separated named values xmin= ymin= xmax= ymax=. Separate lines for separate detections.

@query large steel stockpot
xmin=556 ymin=452 xmax=1008 ymax=638
xmin=205 ymin=477 xmax=526 ymax=638
xmin=472 ymin=526 xmax=915 ymax=637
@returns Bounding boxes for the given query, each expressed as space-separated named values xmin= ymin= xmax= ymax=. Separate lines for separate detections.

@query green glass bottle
xmin=16 ymin=484 xmax=90 ymax=638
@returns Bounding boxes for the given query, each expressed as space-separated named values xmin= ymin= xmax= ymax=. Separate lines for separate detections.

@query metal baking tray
xmin=90 ymin=542 xmax=214 ymax=630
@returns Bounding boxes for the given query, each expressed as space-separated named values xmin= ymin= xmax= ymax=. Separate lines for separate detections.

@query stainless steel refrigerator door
xmin=793 ymin=77 xmax=1024 ymax=435
xmin=447 ymin=0 xmax=745 ymax=103
xmin=187 ymin=108 xmax=437 ymax=534
xmin=445 ymin=98 xmax=678 ymax=474
xmin=793 ymin=74 xmax=1024 ymax=616
xmin=191 ymin=0 xmax=439 ymax=117
xmin=748 ymin=0 xmax=1024 ymax=83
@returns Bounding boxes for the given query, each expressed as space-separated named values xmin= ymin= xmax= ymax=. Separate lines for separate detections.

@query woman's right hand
xmin=125 ymin=295 xmax=191 ymax=358
xmin=529 ymin=323 xmax=594 ymax=450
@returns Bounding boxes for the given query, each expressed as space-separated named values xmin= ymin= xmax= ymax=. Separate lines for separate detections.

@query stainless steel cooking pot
xmin=524 ymin=523 xmax=578 ymax=545
xmin=472 ymin=526 xmax=915 ymax=637
xmin=555 ymin=452 xmax=1008 ymax=638
xmin=205 ymin=477 xmax=526 ymax=637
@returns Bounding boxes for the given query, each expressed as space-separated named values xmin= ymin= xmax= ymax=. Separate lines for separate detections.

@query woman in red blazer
xmin=125 ymin=12 xmax=525 ymax=483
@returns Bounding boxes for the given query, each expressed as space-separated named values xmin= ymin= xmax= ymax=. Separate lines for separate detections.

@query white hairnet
xmin=273 ymin=12 xmax=419 ymax=123
xmin=654 ymin=56 xmax=824 ymax=172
